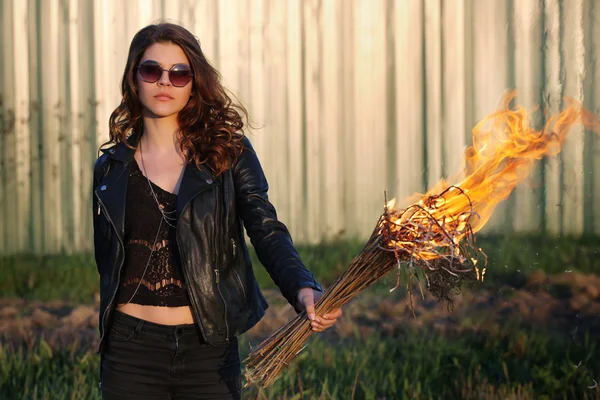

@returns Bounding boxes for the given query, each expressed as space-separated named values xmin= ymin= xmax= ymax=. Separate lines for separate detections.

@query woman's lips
xmin=154 ymin=94 xmax=174 ymax=101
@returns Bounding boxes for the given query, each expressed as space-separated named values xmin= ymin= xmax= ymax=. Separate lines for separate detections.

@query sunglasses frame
xmin=136 ymin=61 xmax=194 ymax=87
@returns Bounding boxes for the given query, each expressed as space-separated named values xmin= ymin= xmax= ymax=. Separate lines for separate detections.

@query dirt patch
xmin=1 ymin=272 xmax=599 ymax=351
xmin=0 ymin=295 xmax=100 ymax=350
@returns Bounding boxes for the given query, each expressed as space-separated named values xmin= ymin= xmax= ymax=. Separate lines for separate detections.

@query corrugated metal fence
xmin=1 ymin=0 xmax=599 ymax=254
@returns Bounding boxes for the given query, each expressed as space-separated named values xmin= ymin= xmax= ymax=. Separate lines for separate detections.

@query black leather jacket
xmin=92 ymin=135 xmax=322 ymax=354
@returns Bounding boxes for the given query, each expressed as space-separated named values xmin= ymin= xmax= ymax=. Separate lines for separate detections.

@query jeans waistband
xmin=111 ymin=308 xmax=201 ymax=340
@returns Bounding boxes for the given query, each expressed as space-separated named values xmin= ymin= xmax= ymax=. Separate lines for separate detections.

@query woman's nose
xmin=157 ymin=70 xmax=171 ymax=86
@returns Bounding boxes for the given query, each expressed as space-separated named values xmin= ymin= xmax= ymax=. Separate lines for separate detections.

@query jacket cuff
xmin=289 ymin=280 xmax=324 ymax=314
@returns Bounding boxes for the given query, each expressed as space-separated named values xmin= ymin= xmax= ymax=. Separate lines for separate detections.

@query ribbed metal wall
xmin=0 ymin=0 xmax=599 ymax=254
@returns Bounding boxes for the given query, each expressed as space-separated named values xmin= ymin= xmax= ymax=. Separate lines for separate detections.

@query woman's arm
xmin=232 ymin=136 xmax=323 ymax=309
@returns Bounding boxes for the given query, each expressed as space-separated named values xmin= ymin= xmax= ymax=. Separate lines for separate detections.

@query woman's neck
xmin=140 ymin=116 xmax=182 ymax=155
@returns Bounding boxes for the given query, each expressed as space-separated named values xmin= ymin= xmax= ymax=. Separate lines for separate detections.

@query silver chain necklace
xmin=121 ymin=139 xmax=178 ymax=305
xmin=140 ymin=139 xmax=178 ymax=228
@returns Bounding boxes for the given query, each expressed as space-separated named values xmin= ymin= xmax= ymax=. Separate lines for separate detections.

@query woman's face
xmin=136 ymin=42 xmax=193 ymax=119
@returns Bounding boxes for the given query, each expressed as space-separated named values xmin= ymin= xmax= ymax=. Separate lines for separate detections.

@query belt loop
xmin=134 ymin=319 xmax=144 ymax=341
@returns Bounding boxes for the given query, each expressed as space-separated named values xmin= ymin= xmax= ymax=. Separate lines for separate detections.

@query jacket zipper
xmin=96 ymin=179 xmax=222 ymax=349
xmin=214 ymin=184 xmax=230 ymax=341
xmin=175 ymin=237 xmax=208 ymax=342
xmin=175 ymin=183 xmax=218 ymax=344
xmin=95 ymin=191 xmax=125 ymax=354
xmin=214 ymin=269 xmax=230 ymax=340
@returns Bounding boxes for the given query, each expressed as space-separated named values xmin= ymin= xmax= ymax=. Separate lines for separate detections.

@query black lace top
xmin=115 ymin=159 xmax=191 ymax=307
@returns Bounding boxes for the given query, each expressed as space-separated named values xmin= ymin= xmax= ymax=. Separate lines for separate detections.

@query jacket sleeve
xmin=232 ymin=136 xmax=323 ymax=308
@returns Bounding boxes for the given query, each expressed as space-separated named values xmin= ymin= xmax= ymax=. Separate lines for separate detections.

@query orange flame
xmin=386 ymin=91 xmax=599 ymax=264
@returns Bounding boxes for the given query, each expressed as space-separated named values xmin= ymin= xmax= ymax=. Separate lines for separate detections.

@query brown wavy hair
xmin=103 ymin=22 xmax=250 ymax=176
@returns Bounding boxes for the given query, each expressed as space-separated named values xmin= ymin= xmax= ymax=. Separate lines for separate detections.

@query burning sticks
xmin=244 ymin=92 xmax=600 ymax=388
xmin=244 ymin=188 xmax=481 ymax=388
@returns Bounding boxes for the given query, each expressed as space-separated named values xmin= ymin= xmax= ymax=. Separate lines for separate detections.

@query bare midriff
xmin=116 ymin=303 xmax=195 ymax=325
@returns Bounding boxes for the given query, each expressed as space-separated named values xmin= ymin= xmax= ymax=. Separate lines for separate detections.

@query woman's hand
xmin=296 ymin=288 xmax=343 ymax=332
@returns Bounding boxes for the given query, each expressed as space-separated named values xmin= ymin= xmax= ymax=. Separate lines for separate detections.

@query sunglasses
xmin=136 ymin=61 xmax=194 ymax=87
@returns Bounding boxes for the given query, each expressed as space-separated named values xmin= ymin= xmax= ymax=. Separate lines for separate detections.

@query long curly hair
xmin=103 ymin=22 xmax=249 ymax=176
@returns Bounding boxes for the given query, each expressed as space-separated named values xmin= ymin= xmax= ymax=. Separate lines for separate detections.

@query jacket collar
xmin=97 ymin=137 xmax=218 ymax=239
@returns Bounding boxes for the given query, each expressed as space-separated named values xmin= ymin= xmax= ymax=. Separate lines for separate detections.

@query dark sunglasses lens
xmin=169 ymin=70 xmax=192 ymax=87
xmin=139 ymin=64 xmax=162 ymax=82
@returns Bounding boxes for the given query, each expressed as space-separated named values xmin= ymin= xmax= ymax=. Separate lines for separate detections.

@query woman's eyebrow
xmin=140 ymin=60 xmax=190 ymax=67
xmin=139 ymin=59 xmax=161 ymax=65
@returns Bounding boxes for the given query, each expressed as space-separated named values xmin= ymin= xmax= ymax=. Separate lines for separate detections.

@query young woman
xmin=92 ymin=22 xmax=342 ymax=399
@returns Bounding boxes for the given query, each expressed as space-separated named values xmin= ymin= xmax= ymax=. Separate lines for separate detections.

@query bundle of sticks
xmin=244 ymin=92 xmax=599 ymax=388
xmin=244 ymin=187 xmax=481 ymax=388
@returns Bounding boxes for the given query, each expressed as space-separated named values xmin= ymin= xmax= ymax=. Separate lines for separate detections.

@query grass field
xmin=2 ymin=234 xmax=599 ymax=303
xmin=1 ymin=326 xmax=598 ymax=399
xmin=1 ymin=233 xmax=600 ymax=399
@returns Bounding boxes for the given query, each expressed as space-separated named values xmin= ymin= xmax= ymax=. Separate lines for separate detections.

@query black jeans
xmin=100 ymin=309 xmax=242 ymax=399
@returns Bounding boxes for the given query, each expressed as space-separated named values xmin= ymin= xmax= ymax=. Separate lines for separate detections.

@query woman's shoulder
xmin=235 ymin=133 xmax=256 ymax=155
xmin=93 ymin=152 xmax=112 ymax=182
xmin=93 ymin=142 xmax=121 ymax=178
xmin=94 ymin=152 xmax=109 ymax=170
xmin=229 ymin=133 xmax=267 ymax=182
xmin=234 ymin=132 xmax=251 ymax=147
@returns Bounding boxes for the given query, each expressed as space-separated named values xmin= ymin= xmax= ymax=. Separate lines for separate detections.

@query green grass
xmin=1 ymin=326 xmax=598 ymax=399
xmin=0 ymin=237 xmax=366 ymax=303
xmin=0 ymin=253 xmax=98 ymax=303
xmin=1 ymin=234 xmax=599 ymax=398
xmin=1 ymin=234 xmax=598 ymax=302
xmin=0 ymin=341 xmax=99 ymax=400
xmin=474 ymin=234 xmax=600 ymax=288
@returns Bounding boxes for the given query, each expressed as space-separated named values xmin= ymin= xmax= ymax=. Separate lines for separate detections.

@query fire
xmin=244 ymin=92 xmax=599 ymax=389
xmin=383 ymin=91 xmax=599 ymax=267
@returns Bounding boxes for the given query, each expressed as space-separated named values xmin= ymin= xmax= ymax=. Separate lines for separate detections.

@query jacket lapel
xmin=95 ymin=143 xmax=134 ymax=243
xmin=176 ymin=162 xmax=217 ymax=221
xmin=96 ymin=138 xmax=218 ymax=237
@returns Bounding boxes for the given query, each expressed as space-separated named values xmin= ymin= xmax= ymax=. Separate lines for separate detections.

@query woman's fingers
xmin=310 ymin=321 xmax=327 ymax=331
xmin=323 ymin=308 xmax=342 ymax=319
xmin=310 ymin=321 xmax=335 ymax=331
xmin=309 ymin=308 xmax=343 ymax=332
